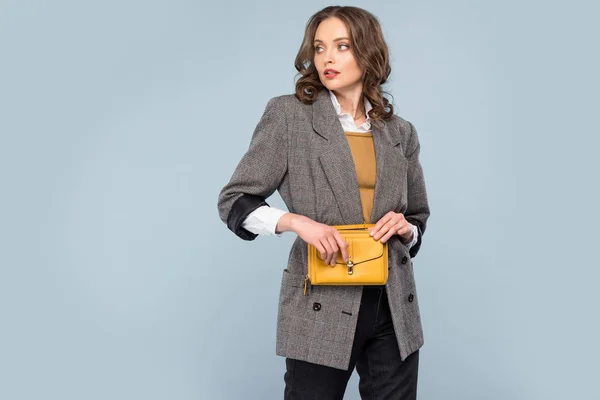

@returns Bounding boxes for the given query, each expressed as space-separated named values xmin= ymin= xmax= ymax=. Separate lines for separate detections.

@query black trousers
xmin=283 ymin=285 xmax=419 ymax=399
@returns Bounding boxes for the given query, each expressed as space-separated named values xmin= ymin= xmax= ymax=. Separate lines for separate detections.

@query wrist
xmin=275 ymin=212 xmax=303 ymax=234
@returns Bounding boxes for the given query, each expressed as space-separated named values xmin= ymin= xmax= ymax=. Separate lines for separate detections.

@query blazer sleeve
xmin=403 ymin=121 xmax=431 ymax=258
xmin=217 ymin=96 xmax=289 ymax=240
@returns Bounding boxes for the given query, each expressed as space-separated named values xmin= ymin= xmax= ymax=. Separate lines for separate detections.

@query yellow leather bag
xmin=304 ymin=223 xmax=388 ymax=295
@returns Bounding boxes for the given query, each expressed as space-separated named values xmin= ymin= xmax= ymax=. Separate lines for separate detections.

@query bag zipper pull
xmin=304 ymin=274 xmax=310 ymax=296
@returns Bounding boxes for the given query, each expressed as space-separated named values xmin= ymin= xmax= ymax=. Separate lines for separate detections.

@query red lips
xmin=324 ymin=68 xmax=340 ymax=75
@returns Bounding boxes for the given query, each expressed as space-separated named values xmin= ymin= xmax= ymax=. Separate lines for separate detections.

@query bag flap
xmin=335 ymin=236 xmax=384 ymax=265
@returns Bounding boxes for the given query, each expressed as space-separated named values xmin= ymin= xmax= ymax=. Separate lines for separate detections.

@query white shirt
xmin=241 ymin=89 xmax=419 ymax=249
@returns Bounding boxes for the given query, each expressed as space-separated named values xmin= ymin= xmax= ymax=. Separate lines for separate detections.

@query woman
xmin=217 ymin=5 xmax=430 ymax=399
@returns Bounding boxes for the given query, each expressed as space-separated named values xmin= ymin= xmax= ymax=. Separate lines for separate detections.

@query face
xmin=313 ymin=17 xmax=364 ymax=93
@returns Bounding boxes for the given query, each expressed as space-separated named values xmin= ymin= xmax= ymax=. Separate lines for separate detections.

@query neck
xmin=331 ymin=87 xmax=364 ymax=119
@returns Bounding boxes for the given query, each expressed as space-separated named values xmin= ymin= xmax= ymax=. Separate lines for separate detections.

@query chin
xmin=323 ymin=82 xmax=343 ymax=91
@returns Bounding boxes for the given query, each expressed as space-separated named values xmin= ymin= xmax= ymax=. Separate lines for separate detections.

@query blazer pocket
xmin=278 ymin=269 xmax=319 ymax=333
xmin=281 ymin=268 xmax=305 ymax=288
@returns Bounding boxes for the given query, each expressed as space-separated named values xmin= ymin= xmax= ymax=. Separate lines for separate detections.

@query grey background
xmin=1 ymin=0 xmax=598 ymax=399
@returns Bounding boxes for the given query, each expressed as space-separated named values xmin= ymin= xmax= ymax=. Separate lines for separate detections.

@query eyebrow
xmin=313 ymin=37 xmax=350 ymax=44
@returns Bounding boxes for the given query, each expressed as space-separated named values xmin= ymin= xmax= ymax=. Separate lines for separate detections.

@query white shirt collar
xmin=328 ymin=89 xmax=372 ymax=132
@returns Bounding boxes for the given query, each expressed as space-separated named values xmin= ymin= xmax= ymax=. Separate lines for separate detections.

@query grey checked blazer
xmin=217 ymin=88 xmax=431 ymax=371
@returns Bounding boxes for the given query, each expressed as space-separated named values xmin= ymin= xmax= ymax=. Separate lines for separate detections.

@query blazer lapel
xmin=312 ymin=89 xmax=408 ymax=225
xmin=370 ymin=129 xmax=408 ymax=224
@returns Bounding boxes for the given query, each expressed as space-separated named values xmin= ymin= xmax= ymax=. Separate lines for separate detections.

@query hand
xmin=291 ymin=216 xmax=349 ymax=267
xmin=369 ymin=212 xmax=414 ymax=244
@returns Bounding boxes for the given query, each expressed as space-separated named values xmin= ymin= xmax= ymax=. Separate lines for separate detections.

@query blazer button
xmin=408 ymin=293 xmax=414 ymax=302
xmin=401 ymin=256 xmax=408 ymax=264
xmin=313 ymin=302 xmax=321 ymax=311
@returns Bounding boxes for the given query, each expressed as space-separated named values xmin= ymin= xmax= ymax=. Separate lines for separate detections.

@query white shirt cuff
xmin=241 ymin=205 xmax=288 ymax=237
xmin=405 ymin=224 xmax=419 ymax=249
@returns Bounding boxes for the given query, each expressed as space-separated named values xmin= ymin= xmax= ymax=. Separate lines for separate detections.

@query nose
xmin=324 ymin=47 xmax=335 ymax=65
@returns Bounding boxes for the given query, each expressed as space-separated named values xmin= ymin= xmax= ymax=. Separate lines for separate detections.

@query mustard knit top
xmin=344 ymin=131 xmax=376 ymax=224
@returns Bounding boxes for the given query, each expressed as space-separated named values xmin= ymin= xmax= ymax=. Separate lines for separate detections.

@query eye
xmin=314 ymin=44 xmax=350 ymax=53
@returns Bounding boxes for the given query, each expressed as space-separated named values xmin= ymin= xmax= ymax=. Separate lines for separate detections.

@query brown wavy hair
xmin=294 ymin=6 xmax=395 ymax=127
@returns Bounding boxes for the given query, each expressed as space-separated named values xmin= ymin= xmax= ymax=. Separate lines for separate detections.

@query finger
xmin=321 ymin=235 xmax=332 ymax=265
xmin=317 ymin=240 xmax=328 ymax=262
xmin=373 ymin=218 xmax=395 ymax=240
xmin=320 ymin=236 xmax=331 ymax=264
xmin=334 ymin=231 xmax=349 ymax=262
xmin=373 ymin=225 xmax=390 ymax=241
xmin=380 ymin=223 xmax=400 ymax=243
xmin=397 ymin=223 xmax=413 ymax=241
xmin=397 ymin=223 xmax=410 ymax=238
xmin=320 ymin=237 xmax=334 ymax=265
xmin=375 ymin=214 xmax=403 ymax=240
xmin=325 ymin=234 xmax=339 ymax=266
xmin=329 ymin=232 xmax=346 ymax=265
xmin=385 ymin=218 xmax=399 ymax=233
xmin=371 ymin=212 xmax=394 ymax=238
